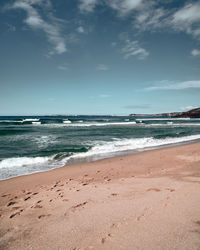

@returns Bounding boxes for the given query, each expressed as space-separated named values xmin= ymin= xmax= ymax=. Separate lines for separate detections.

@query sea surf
xmin=0 ymin=115 xmax=200 ymax=180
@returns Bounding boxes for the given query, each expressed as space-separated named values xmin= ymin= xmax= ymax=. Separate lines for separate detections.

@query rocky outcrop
xmin=176 ymin=108 xmax=200 ymax=118
xmin=130 ymin=107 xmax=200 ymax=118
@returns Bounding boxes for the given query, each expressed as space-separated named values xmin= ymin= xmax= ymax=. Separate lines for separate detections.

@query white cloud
xmin=146 ymin=80 xmax=200 ymax=91
xmin=135 ymin=7 xmax=168 ymax=31
xmin=57 ymin=64 xmax=69 ymax=71
xmin=180 ymin=105 xmax=198 ymax=111
xmin=96 ymin=64 xmax=109 ymax=71
xmin=191 ymin=49 xmax=200 ymax=57
xmin=122 ymin=40 xmax=149 ymax=60
xmin=79 ymin=0 xmax=98 ymax=12
xmin=79 ymin=0 xmax=143 ymax=15
xmin=107 ymin=0 xmax=143 ymax=16
xmin=77 ymin=26 xmax=85 ymax=33
xmin=172 ymin=3 xmax=200 ymax=25
xmin=9 ymin=0 xmax=67 ymax=55
xmin=132 ymin=1 xmax=200 ymax=44
xmin=171 ymin=2 xmax=200 ymax=40
xmin=77 ymin=1 xmax=200 ymax=46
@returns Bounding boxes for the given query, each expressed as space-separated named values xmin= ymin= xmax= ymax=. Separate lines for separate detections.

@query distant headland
xmin=129 ymin=107 xmax=200 ymax=118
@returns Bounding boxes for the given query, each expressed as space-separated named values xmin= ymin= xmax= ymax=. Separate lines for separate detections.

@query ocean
xmin=0 ymin=115 xmax=200 ymax=180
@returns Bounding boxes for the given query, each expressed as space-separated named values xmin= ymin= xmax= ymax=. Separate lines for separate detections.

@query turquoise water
xmin=0 ymin=115 xmax=200 ymax=180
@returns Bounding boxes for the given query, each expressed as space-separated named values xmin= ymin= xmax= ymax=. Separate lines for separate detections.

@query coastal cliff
xmin=176 ymin=107 xmax=200 ymax=118
xmin=129 ymin=107 xmax=200 ymax=118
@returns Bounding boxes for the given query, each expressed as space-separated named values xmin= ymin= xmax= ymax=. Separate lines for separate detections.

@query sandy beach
xmin=0 ymin=142 xmax=200 ymax=250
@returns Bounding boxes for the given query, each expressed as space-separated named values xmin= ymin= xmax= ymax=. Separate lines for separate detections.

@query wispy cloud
xmin=134 ymin=7 xmax=169 ymax=32
xmin=146 ymin=80 xmax=200 ymax=91
xmin=96 ymin=64 xmax=109 ymax=71
xmin=107 ymin=0 xmax=143 ymax=16
xmin=7 ymin=0 xmax=67 ymax=55
xmin=191 ymin=49 xmax=200 ymax=57
xmin=77 ymin=26 xmax=85 ymax=33
xmin=180 ymin=105 xmax=198 ymax=111
xmin=57 ymin=64 xmax=69 ymax=71
xmin=79 ymin=0 xmax=144 ymax=15
xmin=133 ymin=2 xmax=200 ymax=41
xmin=79 ymin=0 xmax=98 ymax=12
xmin=171 ymin=2 xmax=200 ymax=40
xmin=122 ymin=40 xmax=149 ymax=60
xmin=77 ymin=1 xmax=200 ymax=57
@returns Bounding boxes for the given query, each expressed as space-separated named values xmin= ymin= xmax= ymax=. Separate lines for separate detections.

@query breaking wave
xmin=1 ymin=134 xmax=200 ymax=176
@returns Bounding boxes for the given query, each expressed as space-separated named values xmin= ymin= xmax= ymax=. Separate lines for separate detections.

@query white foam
xmin=63 ymin=119 xmax=71 ymax=124
xmin=0 ymin=156 xmax=51 ymax=169
xmin=144 ymin=123 xmax=200 ymax=127
xmin=62 ymin=121 xmax=137 ymax=127
xmin=65 ymin=134 xmax=200 ymax=162
xmin=1 ymin=134 xmax=200 ymax=179
xmin=36 ymin=121 xmax=137 ymax=128
xmin=32 ymin=121 xmax=41 ymax=125
xmin=23 ymin=118 xmax=40 ymax=122
xmin=136 ymin=118 xmax=191 ymax=121
xmin=0 ymin=120 xmax=23 ymax=123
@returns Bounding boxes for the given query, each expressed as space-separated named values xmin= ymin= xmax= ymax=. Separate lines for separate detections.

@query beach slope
xmin=0 ymin=142 xmax=200 ymax=250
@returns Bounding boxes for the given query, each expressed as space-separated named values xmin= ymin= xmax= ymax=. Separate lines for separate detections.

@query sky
xmin=1 ymin=0 xmax=200 ymax=115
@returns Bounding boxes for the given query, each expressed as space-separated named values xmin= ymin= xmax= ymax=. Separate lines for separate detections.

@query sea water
xmin=0 ymin=115 xmax=200 ymax=180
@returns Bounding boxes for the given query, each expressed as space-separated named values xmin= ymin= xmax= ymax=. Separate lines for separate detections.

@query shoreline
xmin=0 ymin=141 xmax=200 ymax=249
xmin=0 ymin=139 xmax=199 ymax=185
xmin=1 ymin=138 xmax=200 ymax=182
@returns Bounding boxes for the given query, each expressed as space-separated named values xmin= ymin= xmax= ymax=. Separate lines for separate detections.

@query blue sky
xmin=1 ymin=0 xmax=200 ymax=115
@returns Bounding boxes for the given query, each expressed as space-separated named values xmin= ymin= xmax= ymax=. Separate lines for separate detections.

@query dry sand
xmin=0 ymin=142 xmax=200 ymax=250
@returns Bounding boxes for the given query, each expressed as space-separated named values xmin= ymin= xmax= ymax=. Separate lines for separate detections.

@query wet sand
xmin=0 ymin=142 xmax=200 ymax=250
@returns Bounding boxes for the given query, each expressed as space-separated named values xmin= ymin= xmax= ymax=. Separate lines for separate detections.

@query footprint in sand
xmin=62 ymin=199 xmax=68 ymax=202
xmin=147 ymin=188 xmax=161 ymax=192
xmin=104 ymin=177 xmax=111 ymax=182
xmin=111 ymin=193 xmax=118 ymax=196
xmin=38 ymin=214 xmax=51 ymax=219
xmin=67 ymin=202 xmax=88 ymax=214
xmin=166 ymin=188 xmax=175 ymax=192
xmin=34 ymin=205 xmax=43 ymax=209
xmin=12 ymin=206 xmax=21 ymax=210
xmin=101 ymin=233 xmax=112 ymax=244
xmin=111 ymin=223 xmax=120 ymax=229
xmin=2 ymin=194 xmax=11 ymax=198
xmin=137 ymin=214 xmax=145 ymax=221
xmin=24 ymin=197 xmax=31 ymax=201
xmin=73 ymin=201 xmax=88 ymax=209
xmin=9 ymin=209 xmax=23 ymax=219
xmin=7 ymin=201 xmax=17 ymax=207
